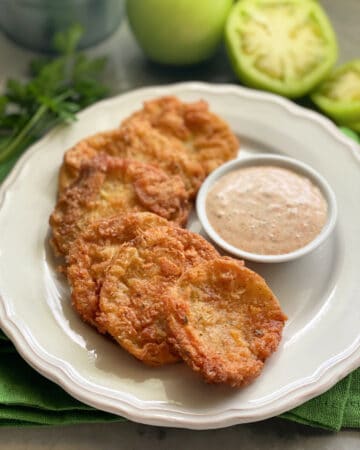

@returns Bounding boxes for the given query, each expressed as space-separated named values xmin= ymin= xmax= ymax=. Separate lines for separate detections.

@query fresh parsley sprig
xmin=0 ymin=25 xmax=108 ymax=180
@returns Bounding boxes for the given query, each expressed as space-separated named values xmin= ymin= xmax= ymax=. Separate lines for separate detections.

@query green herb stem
xmin=0 ymin=88 xmax=76 ymax=163
xmin=0 ymin=25 xmax=108 ymax=173
xmin=0 ymin=104 xmax=48 ymax=163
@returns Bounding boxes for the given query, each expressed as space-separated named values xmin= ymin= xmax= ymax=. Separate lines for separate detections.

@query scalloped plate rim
xmin=0 ymin=82 xmax=359 ymax=429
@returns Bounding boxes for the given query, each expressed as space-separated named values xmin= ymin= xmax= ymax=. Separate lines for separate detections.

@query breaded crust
xmin=59 ymin=119 xmax=205 ymax=197
xmin=165 ymin=259 xmax=287 ymax=387
xmin=97 ymin=226 xmax=219 ymax=366
xmin=124 ymin=96 xmax=240 ymax=175
xmin=50 ymin=155 xmax=190 ymax=256
xmin=67 ymin=213 xmax=169 ymax=330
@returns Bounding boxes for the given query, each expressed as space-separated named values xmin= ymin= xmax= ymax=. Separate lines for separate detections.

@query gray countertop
xmin=0 ymin=0 xmax=359 ymax=448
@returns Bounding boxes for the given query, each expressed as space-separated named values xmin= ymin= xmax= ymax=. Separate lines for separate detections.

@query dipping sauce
xmin=206 ymin=166 xmax=328 ymax=255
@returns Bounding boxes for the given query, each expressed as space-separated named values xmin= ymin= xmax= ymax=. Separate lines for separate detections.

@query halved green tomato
xmin=311 ymin=60 xmax=360 ymax=123
xmin=344 ymin=122 xmax=360 ymax=133
xmin=225 ymin=0 xmax=338 ymax=98
xmin=340 ymin=126 xmax=360 ymax=142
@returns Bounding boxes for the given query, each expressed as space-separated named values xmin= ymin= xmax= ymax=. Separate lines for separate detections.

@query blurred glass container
xmin=0 ymin=0 xmax=124 ymax=52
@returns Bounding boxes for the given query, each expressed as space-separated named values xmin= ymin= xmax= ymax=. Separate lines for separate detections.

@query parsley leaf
xmin=0 ymin=25 xmax=108 ymax=177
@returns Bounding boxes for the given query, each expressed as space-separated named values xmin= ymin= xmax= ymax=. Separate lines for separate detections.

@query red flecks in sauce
xmin=206 ymin=166 xmax=328 ymax=255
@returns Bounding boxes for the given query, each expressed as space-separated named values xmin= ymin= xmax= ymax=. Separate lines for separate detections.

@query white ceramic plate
xmin=0 ymin=83 xmax=359 ymax=430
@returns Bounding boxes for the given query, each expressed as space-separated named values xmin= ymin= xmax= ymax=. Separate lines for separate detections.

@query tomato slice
xmin=225 ymin=0 xmax=338 ymax=98
xmin=340 ymin=126 xmax=360 ymax=143
xmin=311 ymin=60 xmax=360 ymax=123
xmin=345 ymin=122 xmax=360 ymax=133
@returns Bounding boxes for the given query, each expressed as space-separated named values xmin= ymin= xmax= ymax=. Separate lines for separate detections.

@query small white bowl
xmin=196 ymin=154 xmax=338 ymax=263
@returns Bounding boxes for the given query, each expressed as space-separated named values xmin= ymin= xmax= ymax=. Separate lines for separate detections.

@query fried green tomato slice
xmin=311 ymin=59 xmax=360 ymax=124
xmin=67 ymin=212 xmax=169 ymax=330
xmin=123 ymin=96 xmax=239 ymax=175
xmin=59 ymin=118 xmax=205 ymax=198
xmin=226 ymin=0 xmax=337 ymax=98
xmin=97 ymin=226 xmax=219 ymax=366
xmin=165 ymin=259 xmax=287 ymax=387
xmin=50 ymin=155 xmax=190 ymax=256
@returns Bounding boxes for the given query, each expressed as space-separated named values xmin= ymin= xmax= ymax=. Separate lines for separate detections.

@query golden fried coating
xmin=97 ymin=226 xmax=219 ymax=366
xmin=124 ymin=96 xmax=239 ymax=175
xmin=67 ymin=213 xmax=169 ymax=330
xmin=50 ymin=155 xmax=190 ymax=256
xmin=59 ymin=118 xmax=204 ymax=197
xmin=165 ymin=259 xmax=287 ymax=387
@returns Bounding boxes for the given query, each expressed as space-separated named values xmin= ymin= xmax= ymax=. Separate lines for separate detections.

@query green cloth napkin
xmin=0 ymin=128 xmax=359 ymax=431
xmin=0 ymin=330 xmax=359 ymax=430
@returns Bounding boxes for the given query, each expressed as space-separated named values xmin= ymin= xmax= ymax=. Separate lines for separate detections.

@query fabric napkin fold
xmin=0 ymin=335 xmax=120 ymax=426
xmin=0 ymin=324 xmax=359 ymax=430
xmin=0 ymin=130 xmax=359 ymax=430
xmin=281 ymin=373 xmax=357 ymax=430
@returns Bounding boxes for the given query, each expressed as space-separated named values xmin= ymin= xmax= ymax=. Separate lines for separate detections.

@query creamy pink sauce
xmin=206 ymin=166 xmax=328 ymax=255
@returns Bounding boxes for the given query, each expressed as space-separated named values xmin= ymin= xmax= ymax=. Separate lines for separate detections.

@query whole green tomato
xmin=126 ymin=0 xmax=233 ymax=65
